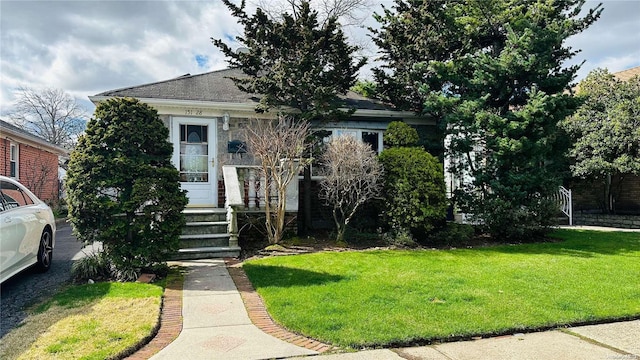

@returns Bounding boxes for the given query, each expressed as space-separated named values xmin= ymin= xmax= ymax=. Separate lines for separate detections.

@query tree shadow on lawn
xmin=471 ymin=229 xmax=640 ymax=258
xmin=348 ymin=229 xmax=640 ymax=259
xmin=242 ymin=264 xmax=345 ymax=289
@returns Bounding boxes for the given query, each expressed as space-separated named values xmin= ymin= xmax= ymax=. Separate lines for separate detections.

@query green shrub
xmin=383 ymin=121 xmax=419 ymax=147
xmin=378 ymin=147 xmax=447 ymax=239
xmin=72 ymin=251 xmax=112 ymax=281
xmin=66 ymin=98 xmax=188 ymax=279
xmin=382 ymin=228 xmax=418 ymax=248
xmin=113 ymin=267 xmax=141 ymax=282
xmin=474 ymin=197 xmax=558 ymax=241
xmin=430 ymin=222 xmax=475 ymax=246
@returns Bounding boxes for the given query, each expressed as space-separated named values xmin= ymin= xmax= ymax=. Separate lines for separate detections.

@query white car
xmin=0 ymin=176 xmax=56 ymax=283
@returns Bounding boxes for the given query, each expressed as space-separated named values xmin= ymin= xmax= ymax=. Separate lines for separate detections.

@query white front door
xmin=172 ymin=117 xmax=217 ymax=206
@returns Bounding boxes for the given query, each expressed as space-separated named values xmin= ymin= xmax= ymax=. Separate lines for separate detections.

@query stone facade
xmin=574 ymin=213 xmax=640 ymax=229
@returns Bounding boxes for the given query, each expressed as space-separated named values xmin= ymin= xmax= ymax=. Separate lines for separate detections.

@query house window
xmin=9 ymin=144 xmax=18 ymax=178
xmin=179 ymin=124 xmax=209 ymax=182
xmin=326 ymin=129 xmax=383 ymax=154
xmin=309 ymin=128 xmax=384 ymax=178
xmin=362 ymin=131 xmax=380 ymax=153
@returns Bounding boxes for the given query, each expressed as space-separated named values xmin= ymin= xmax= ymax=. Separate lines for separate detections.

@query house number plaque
xmin=184 ymin=109 xmax=203 ymax=116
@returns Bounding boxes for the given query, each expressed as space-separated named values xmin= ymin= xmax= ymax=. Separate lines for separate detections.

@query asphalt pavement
xmin=0 ymin=221 xmax=92 ymax=338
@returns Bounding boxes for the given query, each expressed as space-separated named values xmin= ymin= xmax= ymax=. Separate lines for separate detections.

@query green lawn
xmin=243 ymin=230 xmax=640 ymax=348
xmin=0 ymin=277 xmax=170 ymax=360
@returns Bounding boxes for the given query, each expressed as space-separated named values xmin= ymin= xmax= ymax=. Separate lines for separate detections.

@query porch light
xmin=223 ymin=113 xmax=230 ymax=131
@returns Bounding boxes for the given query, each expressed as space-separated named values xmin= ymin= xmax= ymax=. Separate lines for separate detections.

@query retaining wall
xmin=573 ymin=213 xmax=640 ymax=229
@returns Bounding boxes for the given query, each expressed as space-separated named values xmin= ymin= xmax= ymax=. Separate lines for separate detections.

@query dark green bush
xmin=378 ymin=147 xmax=447 ymax=239
xmin=66 ymin=98 xmax=188 ymax=279
xmin=430 ymin=222 xmax=475 ymax=246
xmin=382 ymin=228 xmax=418 ymax=248
xmin=474 ymin=197 xmax=559 ymax=241
xmin=383 ymin=121 xmax=419 ymax=147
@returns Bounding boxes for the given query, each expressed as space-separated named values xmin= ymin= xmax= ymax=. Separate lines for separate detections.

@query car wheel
xmin=36 ymin=229 xmax=53 ymax=272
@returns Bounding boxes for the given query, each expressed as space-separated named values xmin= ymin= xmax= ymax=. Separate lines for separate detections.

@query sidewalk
xmin=144 ymin=257 xmax=640 ymax=360
xmin=149 ymin=259 xmax=317 ymax=360
xmin=557 ymin=225 xmax=640 ymax=232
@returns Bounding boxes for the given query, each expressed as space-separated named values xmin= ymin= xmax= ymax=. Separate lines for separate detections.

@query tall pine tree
xmin=213 ymin=0 xmax=365 ymax=120
xmin=373 ymin=0 xmax=602 ymax=239
xmin=213 ymin=0 xmax=366 ymax=232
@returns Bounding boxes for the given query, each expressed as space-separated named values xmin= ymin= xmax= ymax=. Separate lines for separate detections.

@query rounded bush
xmin=66 ymin=98 xmax=188 ymax=278
xmin=379 ymin=147 xmax=447 ymax=239
xmin=383 ymin=121 xmax=419 ymax=147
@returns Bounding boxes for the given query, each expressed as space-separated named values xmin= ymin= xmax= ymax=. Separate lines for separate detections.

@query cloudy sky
xmin=1 ymin=0 xmax=639 ymax=115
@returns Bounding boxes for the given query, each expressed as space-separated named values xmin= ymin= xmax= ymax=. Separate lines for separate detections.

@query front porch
xmin=173 ymin=165 xmax=299 ymax=259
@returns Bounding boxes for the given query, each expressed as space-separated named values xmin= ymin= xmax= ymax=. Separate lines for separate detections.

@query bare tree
xmin=319 ymin=135 xmax=383 ymax=242
xmin=252 ymin=0 xmax=372 ymax=26
xmin=22 ymin=156 xmax=57 ymax=203
xmin=245 ymin=116 xmax=311 ymax=244
xmin=9 ymin=87 xmax=87 ymax=148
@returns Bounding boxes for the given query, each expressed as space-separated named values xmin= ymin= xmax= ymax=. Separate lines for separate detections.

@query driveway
xmin=0 ymin=221 xmax=93 ymax=338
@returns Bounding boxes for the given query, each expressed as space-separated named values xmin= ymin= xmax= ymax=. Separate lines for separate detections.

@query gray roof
xmin=95 ymin=68 xmax=394 ymax=111
xmin=0 ymin=118 xmax=68 ymax=155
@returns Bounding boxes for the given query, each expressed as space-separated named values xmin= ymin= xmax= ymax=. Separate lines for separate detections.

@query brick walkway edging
xmin=224 ymin=258 xmax=337 ymax=353
xmin=125 ymin=274 xmax=184 ymax=359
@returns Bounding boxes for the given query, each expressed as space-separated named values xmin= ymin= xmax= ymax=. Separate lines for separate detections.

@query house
xmin=90 ymin=68 xmax=435 ymax=257
xmin=0 ymin=119 xmax=69 ymax=204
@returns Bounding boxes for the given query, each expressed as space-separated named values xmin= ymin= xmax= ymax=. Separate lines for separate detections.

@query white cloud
xmin=0 ymin=0 xmax=239 ymax=112
xmin=1 ymin=0 xmax=638 ymax=116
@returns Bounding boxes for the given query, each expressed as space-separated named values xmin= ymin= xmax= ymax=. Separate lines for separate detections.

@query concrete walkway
xmin=557 ymin=225 xmax=640 ymax=232
xmin=150 ymin=259 xmax=317 ymax=360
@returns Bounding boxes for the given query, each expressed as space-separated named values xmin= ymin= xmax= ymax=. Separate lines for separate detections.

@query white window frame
xmin=9 ymin=143 xmax=18 ymax=179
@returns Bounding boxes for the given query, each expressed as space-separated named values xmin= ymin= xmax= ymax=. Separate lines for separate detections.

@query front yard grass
xmin=0 ymin=276 xmax=171 ymax=360
xmin=243 ymin=229 xmax=640 ymax=348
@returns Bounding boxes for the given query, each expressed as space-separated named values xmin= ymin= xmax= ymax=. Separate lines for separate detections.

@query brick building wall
xmin=571 ymin=174 xmax=640 ymax=214
xmin=0 ymin=138 xmax=9 ymax=177
xmin=0 ymin=138 xmax=59 ymax=204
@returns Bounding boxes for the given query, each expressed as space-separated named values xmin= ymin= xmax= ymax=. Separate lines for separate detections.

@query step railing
xmin=222 ymin=165 xmax=300 ymax=244
xmin=555 ymin=186 xmax=573 ymax=226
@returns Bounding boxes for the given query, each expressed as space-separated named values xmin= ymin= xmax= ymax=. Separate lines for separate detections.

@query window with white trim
xmin=9 ymin=144 xmax=18 ymax=179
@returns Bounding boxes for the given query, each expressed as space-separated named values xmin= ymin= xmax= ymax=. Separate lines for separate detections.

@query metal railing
xmin=555 ymin=186 xmax=573 ymax=226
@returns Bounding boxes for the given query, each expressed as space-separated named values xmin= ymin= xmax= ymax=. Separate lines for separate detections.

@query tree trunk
xmin=605 ymin=174 xmax=614 ymax=214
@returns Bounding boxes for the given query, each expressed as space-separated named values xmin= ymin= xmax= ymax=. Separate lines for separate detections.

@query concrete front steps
xmin=172 ymin=208 xmax=240 ymax=260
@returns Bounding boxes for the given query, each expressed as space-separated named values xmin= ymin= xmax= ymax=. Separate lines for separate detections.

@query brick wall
xmin=571 ymin=174 xmax=640 ymax=214
xmin=0 ymin=138 xmax=9 ymax=177
xmin=0 ymin=138 xmax=59 ymax=203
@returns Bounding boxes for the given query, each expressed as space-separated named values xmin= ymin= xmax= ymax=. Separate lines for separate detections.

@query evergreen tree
xmin=372 ymin=0 xmax=602 ymax=240
xmin=66 ymin=98 xmax=188 ymax=279
xmin=370 ymin=0 xmax=463 ymax=113
xmin=213 ymin=0 xmax=366 ymax=232
xmin=212 ymin=0 xmax=365 ymax=120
